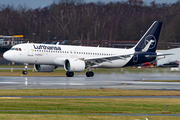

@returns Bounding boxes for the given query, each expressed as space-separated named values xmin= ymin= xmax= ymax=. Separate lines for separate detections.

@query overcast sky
xmin=0 ymin=0 xmax=178 ymax=9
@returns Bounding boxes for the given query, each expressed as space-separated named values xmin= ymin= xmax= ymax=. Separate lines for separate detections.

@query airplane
xmin=3 ymin=21 xmax=169 ymax=77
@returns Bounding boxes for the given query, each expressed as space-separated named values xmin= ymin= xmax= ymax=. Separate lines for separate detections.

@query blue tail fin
xmin=134 ymin=21 xmax=162 ymax=52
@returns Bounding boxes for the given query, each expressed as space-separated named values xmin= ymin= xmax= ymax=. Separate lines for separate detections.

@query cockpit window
xmin=10 ymin=48 xmax=22 ymax=51
xmin=10 ymin=48 xmax=15 ymax=50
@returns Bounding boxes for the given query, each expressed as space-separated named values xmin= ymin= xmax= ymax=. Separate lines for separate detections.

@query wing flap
xmin=84 ymin=53 xmax=133 ymax=61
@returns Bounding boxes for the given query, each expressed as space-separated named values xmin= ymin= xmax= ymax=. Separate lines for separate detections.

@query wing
xmin=83 ymin=51 xmax=145 ymax=67
xmin=84 ymin=47 xmax=149 ymax=62
xmin=83 ymin=53 xmax=132 ymax=67
xmin=82 ymin=40 xmax=159 ymax=67
xmin=84 ymin=53 xmax=133 ymax=61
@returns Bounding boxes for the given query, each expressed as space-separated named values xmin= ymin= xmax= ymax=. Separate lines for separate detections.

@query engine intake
xmin=64 ymin=59 xmax=85 ymax=72
xmin=34 ymin=64 xmax=57 ymax=72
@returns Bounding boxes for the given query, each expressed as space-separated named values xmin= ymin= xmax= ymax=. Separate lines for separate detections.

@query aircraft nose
xmin=3 ymin=51 xmax=12 ymax=61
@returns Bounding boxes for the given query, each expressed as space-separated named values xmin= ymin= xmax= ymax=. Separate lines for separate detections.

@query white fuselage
xmin=3 ymin=21 xmax=165 ymax=77
xmin=4 ymin=43 xmax=134 ymax=68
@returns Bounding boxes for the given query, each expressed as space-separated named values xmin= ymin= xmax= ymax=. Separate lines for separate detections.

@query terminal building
xmin=0 ymin=35 xmax=26 ymax=47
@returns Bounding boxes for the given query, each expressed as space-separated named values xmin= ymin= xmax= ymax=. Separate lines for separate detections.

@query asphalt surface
xmin=0 ymin=72 xmax=180 ymax=90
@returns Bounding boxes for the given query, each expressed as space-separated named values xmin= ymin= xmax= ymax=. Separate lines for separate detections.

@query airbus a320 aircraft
xmin=3 ymin=21 xmax=169 ymax=77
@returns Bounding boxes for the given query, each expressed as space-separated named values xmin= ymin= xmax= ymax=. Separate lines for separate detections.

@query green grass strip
xmin=0 ymin=98 xmax=179 ymax=114
xmin=0 ymin=89 xmax=180 ymax=96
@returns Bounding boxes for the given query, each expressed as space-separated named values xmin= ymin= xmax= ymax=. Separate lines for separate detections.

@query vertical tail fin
xmin=133 ymin=21 xmax=162 ymax=52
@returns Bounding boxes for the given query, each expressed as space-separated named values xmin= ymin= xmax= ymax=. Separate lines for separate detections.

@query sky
xmin=0 ymin=0 xmax=178 ymax=9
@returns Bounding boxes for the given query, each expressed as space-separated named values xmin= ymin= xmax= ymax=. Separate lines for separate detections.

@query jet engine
xmin=34 ymin=64 xmax=57 ymax=72
xmin=64 ymin=59 xmax=85 ymax=72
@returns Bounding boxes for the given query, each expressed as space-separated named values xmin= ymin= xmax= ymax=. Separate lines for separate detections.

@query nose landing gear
xmin=22 ymin=63 xmax=28 ymax=75
xmin=22 ymin=70 xmax=27 ymax=75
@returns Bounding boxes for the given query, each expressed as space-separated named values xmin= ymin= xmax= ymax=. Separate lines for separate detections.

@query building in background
xmin=0 ymin=35 xmax=26 ymax=47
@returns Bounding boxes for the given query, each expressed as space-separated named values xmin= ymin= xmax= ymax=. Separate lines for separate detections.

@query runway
xmin=0 ymin=72 xmax=180 ymax=90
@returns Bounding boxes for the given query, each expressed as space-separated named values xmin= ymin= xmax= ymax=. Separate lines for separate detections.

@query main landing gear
xmin=85 ymin=64 xmax=94 ymax=77
xmin=22 ymin=63 xmax=28 ymax=75
xmin=86 ymin=71 xmax=94 ymax=77
xmin=66 ymin=71 xmax=94 ymax=77
xmin=66 ymin=71 xmax=74 ymax=77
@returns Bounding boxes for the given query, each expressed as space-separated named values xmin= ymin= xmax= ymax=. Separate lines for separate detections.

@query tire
xmin=22 ymin=71 xmax=27 ymax=75
xmin=66 ymin=71 xmax=74 ymax=77
xmin=86 ymin=71 xmax=90 ymax=77
xmin=86 ymin=71 xmax=94 ymax=77
xmin=89 ymin=71 xmax=94 ymax=77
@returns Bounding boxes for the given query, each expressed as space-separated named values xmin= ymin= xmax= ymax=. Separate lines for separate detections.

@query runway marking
xmin=0 ymin=97 xmax=22 ymax=99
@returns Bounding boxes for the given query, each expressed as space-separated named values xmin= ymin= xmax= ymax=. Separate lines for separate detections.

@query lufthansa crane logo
xmin=144 ymin=35 xmax=156 ymax=49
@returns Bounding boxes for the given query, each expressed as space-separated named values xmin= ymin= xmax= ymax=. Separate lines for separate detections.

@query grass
xmin=0 ymin=65 xmax=34 ymax=68
xmin=0 ymin=70 xmax=66 ymax=76
xmin=0 ymin=95 xmax=180 ymax=119
xmin=0 ymin=89 xmax=180 ymax=96
xmin=0 ymin=114 xmax=179 ymax=120
xmin=0 ymin=98 xmax=179 ymax=114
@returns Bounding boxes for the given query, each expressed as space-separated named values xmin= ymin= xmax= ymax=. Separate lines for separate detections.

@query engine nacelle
xmin=34 ymin=64 xmax=57 ymax=72
xmin=64 ymin=59 xmax=85 ymax=72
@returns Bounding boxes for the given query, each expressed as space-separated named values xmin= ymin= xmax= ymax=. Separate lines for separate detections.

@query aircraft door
xmin=27 ymin=44 xmax=33 ymax=56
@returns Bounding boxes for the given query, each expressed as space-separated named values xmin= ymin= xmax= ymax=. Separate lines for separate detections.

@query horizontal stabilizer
xmin=145 ymin=53 xmax=173 ymax=58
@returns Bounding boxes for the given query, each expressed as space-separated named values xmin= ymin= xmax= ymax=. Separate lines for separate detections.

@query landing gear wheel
xmin=66 ymin=71 xmax=74 ymax=77
xmin=86 ymin=71 xmax=94 ymax=77
xmin=22 ymin=63 xmax=28 ymax=75
xmin=22 ymin=70 xmax=27 ymax=75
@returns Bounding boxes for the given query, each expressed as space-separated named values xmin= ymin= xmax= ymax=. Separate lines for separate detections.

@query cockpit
xmin=10 ymin=48 xmax=22 ymax=51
